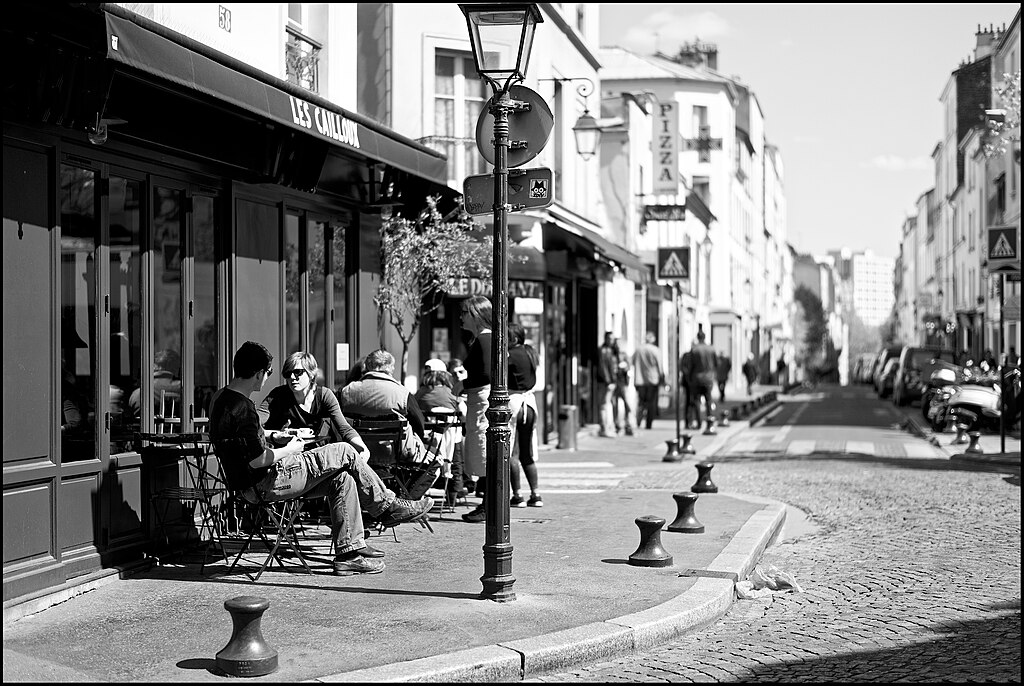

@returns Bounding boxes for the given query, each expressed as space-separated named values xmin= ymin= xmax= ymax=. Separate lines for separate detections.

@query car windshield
xmin=907 ymin=349 xmax=953 ymax=370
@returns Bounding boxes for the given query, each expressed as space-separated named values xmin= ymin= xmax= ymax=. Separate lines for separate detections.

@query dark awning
xmin=543 ymin=209 xmax=649 ymax=284
xmin=102 ymin=7 xmax=447 ymax=186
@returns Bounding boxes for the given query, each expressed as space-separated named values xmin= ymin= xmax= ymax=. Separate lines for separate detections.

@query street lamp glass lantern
xmin=572 ymin=110 xmax=600 ymax=160
xmin=459 ymin=4 xmax=543 ymax=91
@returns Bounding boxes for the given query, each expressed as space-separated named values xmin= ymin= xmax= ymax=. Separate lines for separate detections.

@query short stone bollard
xmin=702 ymin=416 xmax=717 ymax=435
xmin=663 ymin=439 xmax=682 ymax=462
xmin=691 ymin=462 xmax=719 ymax=494
xmin=667 ymin=492 xmax=704 ymax=534
xmin=965 ymin=431 xmax=984 ymax=455
xmin=216 ymin=596 xmax=279 ymax=677
xmin=628 ymin=515 xmax=673 ymax=567
xmin=680 ymin=433 xmax=696 ymax=455
xmin=719 ymin=410 xmax=730 ymax=427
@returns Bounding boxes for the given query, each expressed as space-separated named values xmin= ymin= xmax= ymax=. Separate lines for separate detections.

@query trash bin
xmin=557 ymin=404 xmax=578 ymax=451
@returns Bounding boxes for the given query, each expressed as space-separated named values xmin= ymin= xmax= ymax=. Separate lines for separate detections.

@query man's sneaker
xmin=333 ymin=555 xmax=385 ymax=576
xmin=527 ymin=494 xmax=543 ymax=508
xmin=378 ymin=496 xmax=433 ymax=528
xmin=510 ymin=494 xmax=527 ymax=508
xmin=355 ymin=544 xmax=385 ymax=558
xmin=462 ymin=504 xmax=486 ymax=523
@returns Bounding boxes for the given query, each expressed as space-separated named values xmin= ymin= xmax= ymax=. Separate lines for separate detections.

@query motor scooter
xmin=923 ymin=367 xmax=960 ymax=432
xmin=945 ymin=367 xmax=1002 ymax=434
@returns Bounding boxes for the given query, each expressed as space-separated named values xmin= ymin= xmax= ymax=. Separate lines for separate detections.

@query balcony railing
xmin=285 ymin=27 xmax=320 ymax=94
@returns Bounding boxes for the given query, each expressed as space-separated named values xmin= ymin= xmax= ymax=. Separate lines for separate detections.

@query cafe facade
xmin=2 ymin=3 xmax=456 ymax=605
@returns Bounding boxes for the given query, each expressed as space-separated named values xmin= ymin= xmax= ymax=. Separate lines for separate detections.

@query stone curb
xmin=308 ymin=500 xmax=787 ymax=683
xmin=900 ymin=413 xmax=1020 ymax=467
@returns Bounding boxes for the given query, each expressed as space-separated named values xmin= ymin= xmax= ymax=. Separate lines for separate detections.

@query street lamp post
xmin=459 ymin=2 xmax=543 ymax=603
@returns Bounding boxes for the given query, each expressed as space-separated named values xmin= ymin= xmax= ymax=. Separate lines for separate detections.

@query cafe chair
xmin=155 ymin=390 xmax=181 ymax=434
xmin=209 ymin=437 xmax=322 ymax=582
xmin=348 ymin=414 xmax=435 ymax=538
xmin=134 ymin=432 xmax=228 ymax=574
xmin=422 ymin=408 xmax=464 ymax=518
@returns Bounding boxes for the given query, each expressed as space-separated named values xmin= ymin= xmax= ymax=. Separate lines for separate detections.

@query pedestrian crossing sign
xmin=987 ymin=225 xmax=1020 ymax=272
xmin=657 ymin=247 xmax=690 ymax=281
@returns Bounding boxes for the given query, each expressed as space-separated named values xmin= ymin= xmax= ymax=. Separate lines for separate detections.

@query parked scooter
xmin=945 ymin=366 xmax=1002 ymax=434
xmin=923 ymin=366 xmax=961 ymax=432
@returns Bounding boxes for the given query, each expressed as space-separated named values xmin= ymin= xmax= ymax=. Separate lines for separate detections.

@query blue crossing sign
xmin=657 ymin=246 xmax=690 ymax=281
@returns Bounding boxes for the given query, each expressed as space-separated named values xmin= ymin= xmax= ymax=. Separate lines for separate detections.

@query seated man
xmin=208 ymin=341 xmax=432 ymax=577
xmin=339 ymin=348 xmax=428 ymax=464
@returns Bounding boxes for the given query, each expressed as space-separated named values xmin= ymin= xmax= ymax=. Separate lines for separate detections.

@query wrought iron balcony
xmin=285 ymin=27 xmax=320 ymax=94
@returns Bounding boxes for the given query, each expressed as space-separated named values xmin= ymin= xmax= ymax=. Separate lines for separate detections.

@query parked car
xmin=878 ymin=358 xmax=899 ymax=398
xmin=893 ymin=346 xmax=956 ymax=406
xmin=873 ymin=346 xmax=904 ymax=396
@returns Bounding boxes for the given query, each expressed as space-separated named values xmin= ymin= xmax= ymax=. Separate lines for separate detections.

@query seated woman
xmin=259 ymin=351 xmax=369 ymax=456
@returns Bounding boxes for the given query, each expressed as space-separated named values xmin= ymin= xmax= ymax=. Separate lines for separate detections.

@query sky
xmin=598 ymin=3 xmax=1020 ymax=259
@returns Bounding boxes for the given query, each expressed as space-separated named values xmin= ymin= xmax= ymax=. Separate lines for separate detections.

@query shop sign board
xmin=643 ymin=204 xmax=686 ymax=222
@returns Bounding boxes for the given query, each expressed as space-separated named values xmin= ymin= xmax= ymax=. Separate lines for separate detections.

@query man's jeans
xmin=249 ymin=442 xmax=396 ymax=556
xmin=636 ymin=384 xmax=659 ymax=428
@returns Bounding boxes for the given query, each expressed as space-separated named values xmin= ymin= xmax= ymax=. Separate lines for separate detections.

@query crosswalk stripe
xmin=903 ymin=442 xmax=941 ymax=458
xmin=730 ymin=439 xmax=761 ymax=453
xmin=786 ymin=440 xmax=816 ymax=455
xmin=846 ymin=441 xmax=874 ymax=455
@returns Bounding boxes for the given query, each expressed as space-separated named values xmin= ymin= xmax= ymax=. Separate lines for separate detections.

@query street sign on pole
xmin=475 ymin=85 xmax=553 ymax=168
xmin=987 ymin=225 xmax=1020 ymax=272
xmin=657 ymin=246 xmax=690 ymax=281
xmin=463 ymin=167 xmax=554 ymax=215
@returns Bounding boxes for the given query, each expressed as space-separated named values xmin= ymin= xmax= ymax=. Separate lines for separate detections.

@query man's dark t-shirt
xmin=689 ymin=343 xmax=718 ymax=387
xmin=209 ymin=387 xmax=270 ymax=491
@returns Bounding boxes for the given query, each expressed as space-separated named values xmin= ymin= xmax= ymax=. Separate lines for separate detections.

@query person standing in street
xmin=679 ymin=349 xmax=697 ymax=429
xmin=611 ymin=340 xmax=635 ymax=435
xmin=459 ymin=295 xmax=492 ymax=523
xmin=507 ymin=324 xmax=542 ymax=508
xmin=596 ymin=332 xmax=619 ymax=437
xmin=742 ymin=353 xmax=758 ymax=396
xmin=632 ymin=332 xmax=664 ymax=430
xmin=716 ymin=352 xmax=732 ymax=402
xmin=688 ymin=330 xmax=718 ymax=425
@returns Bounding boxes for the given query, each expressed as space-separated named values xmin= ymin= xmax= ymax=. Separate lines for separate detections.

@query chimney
xmin=974 ymin=21 xmax=1001 ymax=61
xmin=673 ymin=39 xmax=719 ymax=70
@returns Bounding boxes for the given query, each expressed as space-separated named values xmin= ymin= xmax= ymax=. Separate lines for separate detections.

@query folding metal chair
xmin=134 ymin=432 xmax=228 ymax=574
xmin=209 ymin=439 xmax=320 ymax=582
xmin=422 ymin=408 xmax=464 ymax=518
xmin=348 ymin=414 xmax=435 ymax=538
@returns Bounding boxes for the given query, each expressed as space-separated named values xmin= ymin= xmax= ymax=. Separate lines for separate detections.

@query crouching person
xmin=209 ymin=341 xmax=432 ymax=576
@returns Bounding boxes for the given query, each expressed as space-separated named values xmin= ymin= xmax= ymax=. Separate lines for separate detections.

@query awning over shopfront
xmin=542 ymin=206 xmax=649 ymax=284
xmin=101 ymin=8 xmax=447 ymax=186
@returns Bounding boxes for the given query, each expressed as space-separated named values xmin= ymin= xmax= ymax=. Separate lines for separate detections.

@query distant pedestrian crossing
xmin=715 ymin=437 xmax=944 ymax=458
xmin=534 ymin=461 xmax=626 ymax=492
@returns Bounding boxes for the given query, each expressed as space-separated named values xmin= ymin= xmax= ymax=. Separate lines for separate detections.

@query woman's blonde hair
xmin=282 ymin=351 xmax=319 ymax=380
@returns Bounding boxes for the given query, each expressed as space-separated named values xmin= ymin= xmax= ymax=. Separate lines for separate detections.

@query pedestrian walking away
xmin=742 ymin=353 xmax=758 ymax=396
xmin=688 ymin=330 xmax=718 ymax=425
xmin=716 ymin=351 xmax=732 ymax=402
xmin=507 ymin=324 xmax=543 ymax=508
xmin=632 ymin=332 xmax=664 ymax=430
xmin=612 ymin=340 xmax=636 ymax=435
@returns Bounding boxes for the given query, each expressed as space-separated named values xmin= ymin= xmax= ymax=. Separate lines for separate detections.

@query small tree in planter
xmin=374 ymin=196 xmax=492 ymax=380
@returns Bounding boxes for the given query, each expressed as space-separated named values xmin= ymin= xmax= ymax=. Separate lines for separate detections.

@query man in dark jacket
xmin=715 ymin=352 xmax=732 ymax=402
xmin=688 ymin=330 xmax=717 ymax=424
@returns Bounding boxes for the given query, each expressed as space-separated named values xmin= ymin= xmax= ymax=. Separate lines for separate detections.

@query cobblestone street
xmin=531 ymin=392 xmax=1021 ymax=682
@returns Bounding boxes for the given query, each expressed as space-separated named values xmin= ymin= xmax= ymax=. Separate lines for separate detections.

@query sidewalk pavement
xmin=3 ymin=391 xmax=791 ymax=683
xmin=899 ymin=409 xmax=1021 ymax=468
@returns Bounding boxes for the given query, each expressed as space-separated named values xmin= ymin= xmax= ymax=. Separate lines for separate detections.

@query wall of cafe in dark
xmin=1 ymin=2 xmax=454 ymax=605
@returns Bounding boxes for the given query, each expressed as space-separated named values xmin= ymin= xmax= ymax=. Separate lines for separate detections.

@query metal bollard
xmin=691 ymin=462 xmax=719 ymax=493
xmin=680 ymin=433 xmax=696 ymax=454
xmin=965 ymin=431 xmax=984 ymax=454
xmin=719 ymin=410 xmax=730 ymax=427
xmin=702 ymin=416 xmax=717 ymax=435
xmin=216 ymin=596 xmax=278 ymax=677
xmin=628 ymin=515 xmax=673 ymax=567
xmin=953 ymin=425 xmax=969 ymax=445
xmin=729 ymin=406 xmax=741 ymax=422
xmin=557 ymin=405 xmax=578 ymax=451
xmin=667 ymin=492 xmax=704 ymax=533
xmin=663 ymin=439 xmax=682 ymax=462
